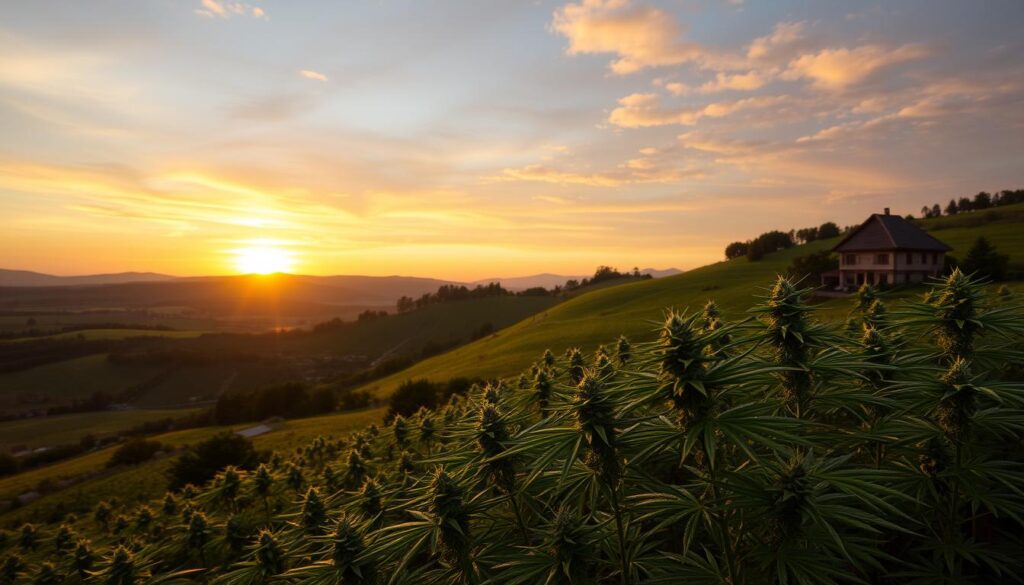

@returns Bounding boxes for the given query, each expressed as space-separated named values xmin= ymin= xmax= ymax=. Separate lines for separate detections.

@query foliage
xmin=786 ymin=250 xmax=839 ymax=282
xmin=3 ymin=273 xmax=1024 ymax=585
xmin=106 ymin=439 xmax=163 ymax=468
xmin=385 ymin=378 xmax=481 ymax=421
xmin=960 ymin=236 xmax=1010 ymax=281
xmin=213 ymin=382 xmax=337 ymax=425
xmin=167 ymin=432 xmax=262 ymax=490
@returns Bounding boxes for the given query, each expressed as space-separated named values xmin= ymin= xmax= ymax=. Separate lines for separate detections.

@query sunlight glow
xmin=233 ymin=243 xmax=294 ymax=274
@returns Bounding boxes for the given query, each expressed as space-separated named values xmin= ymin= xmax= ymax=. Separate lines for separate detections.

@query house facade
xmin=824 ymin=208 xmax=951 ymax=290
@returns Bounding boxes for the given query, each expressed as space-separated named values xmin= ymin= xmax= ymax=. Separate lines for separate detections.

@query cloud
xmin=608 ymin=93 xmax=787 ymax=128
xmin=498 ymin=157 xmax=703 ymax=187
xmin=551 ymin=0 xmax=700 ymax=74
xmin=784 ymin=44 xmax=931 ymax=90
xmin=300 ymin=70 xmax=328 ymax=82
xmin=196 ymin=0 xmax=266 ymax=19
xmin=499 ymin=164 xmax=624 ymax=187
xmin=747 ymin=21 xmax=806 ymax=61
xmin=665 ymin=82 xmax=688 ymax=96
xmin=699 ymin=71 xmax=765 ymax=93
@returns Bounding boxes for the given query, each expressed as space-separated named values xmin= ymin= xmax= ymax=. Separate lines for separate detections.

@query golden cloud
xmin=552 ymin=0 xmax=700 ymax=74
xmin=609 ymin=93 xmax=787 ymax=128
xmin=784 ymin=44 xmax=931 ymax=90
xmin=300 ymin=70 xmax=328 ymax=82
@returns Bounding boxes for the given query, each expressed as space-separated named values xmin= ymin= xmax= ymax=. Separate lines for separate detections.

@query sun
xmin=233 ymin=244 xmax=294 ymax=275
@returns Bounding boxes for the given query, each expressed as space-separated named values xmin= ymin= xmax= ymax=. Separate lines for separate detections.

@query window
xmin=875 ymin=253 xmax=889 ymax=264
xmin=878 ymin=274 xmax=887 ymax=285
xmin=906 ymin=252 xmax=913 ymax=265
xmin=844 ymin=254 xmax=856 ymax=265
xmin=932 ymin=253 xmax=938 ymax=264
xmin=921 ymin=253 xmax=927 ymax=264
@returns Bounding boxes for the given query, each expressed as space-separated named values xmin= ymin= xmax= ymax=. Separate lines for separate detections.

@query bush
xmin=387 ymin=379 xmax=440 ymax=421
xmin=386 ymin=377 xmax=480 ymax=421
xmin=107 ymin=439 xmax=163 ymax=468
xmin=786 ymin=250 xmax=838 ymax=283
xmin=167 ymin=432 xmax=261 ymax=490
xmin=0 ymin=453 xmax=18 ymax=477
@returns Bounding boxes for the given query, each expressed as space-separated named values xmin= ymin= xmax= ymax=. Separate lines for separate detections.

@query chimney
xmin=884 ymin=207 xmax=890 ymax=216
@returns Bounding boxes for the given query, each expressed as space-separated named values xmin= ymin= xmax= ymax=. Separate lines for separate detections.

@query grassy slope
xmin=0 ymin=408 xmax=206 ymax=451
xmin=356 ymin=207 xmax=1024 ymax=398
xmin=0 ymin=407 xmax=386 ymax=526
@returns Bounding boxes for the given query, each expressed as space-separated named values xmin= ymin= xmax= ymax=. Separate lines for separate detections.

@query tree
xmin=387 ymin=380 xmax=441 ymax=421
xmin=960 ymin=236 xmax=1009 ymax=281
xmin=725 ymin=241 xmax=749 ymax=259
xmin=945 ymin=199 xmax=959 ymax=215
xmin=786 ymin=251 xmax=838 ymax=283
xmin=107 ymin=439 xmax=163 ymax=468
xmin=746 ymin=239 xmax=765 ymax=261
xmin=817 ymin=221 xmax=840 ymax=239
xmin=973 ymin=191 xmax=993 ymax=210
xmin=931 ymin=203 xmax=941 ymax=218
xmin=957 ymin=197 xmax=972 ymax=212
xmin=396 ymin=296 xmax=415 ymax=314
xmin=167 ymin=432 xmax=261 ymax=490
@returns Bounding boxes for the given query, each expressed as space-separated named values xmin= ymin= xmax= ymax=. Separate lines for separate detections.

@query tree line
xmin=919 ymin=188 xmax=1024 ymax=218
xmin=396 ymin=267 xmax=654 ymax=314
xmin=725 ymin=222 xmax=841 ymax=262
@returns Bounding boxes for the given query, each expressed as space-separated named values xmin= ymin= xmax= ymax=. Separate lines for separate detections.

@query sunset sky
xmin=2 ymin=0 xmax=1023 ymax=280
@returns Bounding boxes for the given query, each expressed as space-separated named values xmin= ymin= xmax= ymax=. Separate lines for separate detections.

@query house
xmin=822 ymin=208 xmax=951 ymax=290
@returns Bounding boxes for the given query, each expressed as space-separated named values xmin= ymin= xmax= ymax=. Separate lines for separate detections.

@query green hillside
xmin=0 ymin=407 xmax=385 ymax=526
xmin=356 ymin=206 xmax=1024 ymax=398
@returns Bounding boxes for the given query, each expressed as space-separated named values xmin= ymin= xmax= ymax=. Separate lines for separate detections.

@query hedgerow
xmin=2 ymin=271 xmax=1023 ymax=584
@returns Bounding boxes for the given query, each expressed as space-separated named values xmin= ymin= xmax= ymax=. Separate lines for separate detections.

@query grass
xmin=0 ymin=408 xmax=206 ymax=451
xmin=0 ymin=407 xmax=386 ymax=526
xmin=355 ymin=207 xmax=1024 ymax=398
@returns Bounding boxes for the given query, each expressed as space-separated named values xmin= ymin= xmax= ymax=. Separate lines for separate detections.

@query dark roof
xmin=832 ymin=213 xmax=952 ymax=252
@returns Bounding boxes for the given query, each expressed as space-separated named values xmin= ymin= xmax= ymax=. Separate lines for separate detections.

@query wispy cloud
xmin=783 ymin=44 xmax=931 ymax=90
xmin=299 ymin=69 xmax=328 ymax=82
xmin=196 ymin=0 xmax=266 ymax=19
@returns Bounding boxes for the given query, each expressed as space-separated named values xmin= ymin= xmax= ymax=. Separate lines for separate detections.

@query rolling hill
xmin=0 ymin=294 xmax=560 ymax=415
xmin=0 ymin=270 xmax=176 ymax=287
xmin=354 ymin=205 xmax=1024 ymax=398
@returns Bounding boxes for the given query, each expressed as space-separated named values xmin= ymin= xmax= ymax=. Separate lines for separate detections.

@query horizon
xmin=0 ymin=265 xmax=680 ymax=282
xmin=3 ymin=1 xmax=1023 ymax=280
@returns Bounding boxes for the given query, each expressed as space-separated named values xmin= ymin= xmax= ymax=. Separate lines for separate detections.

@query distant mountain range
xmin=0 ymin=267 xmax=683 ymax=314
xmin=0 ymin=269 xmax=177 ymax=287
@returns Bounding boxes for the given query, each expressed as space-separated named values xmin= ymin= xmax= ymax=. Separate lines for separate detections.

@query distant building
xmin=823 ymin=208 xmax=951 ymax=290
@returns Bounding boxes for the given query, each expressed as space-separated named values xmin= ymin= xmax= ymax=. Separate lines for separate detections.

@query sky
xmin=1 ymin=0 xmax=1023 ymax=280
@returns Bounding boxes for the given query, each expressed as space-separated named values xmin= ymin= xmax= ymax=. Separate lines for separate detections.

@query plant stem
xmin=708 ymin=452 xmax=740 ymax=585
xmin=608 ymin=485 xmax=631 ymax=585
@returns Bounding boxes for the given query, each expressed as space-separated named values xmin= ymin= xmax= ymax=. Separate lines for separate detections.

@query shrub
xmin=786 ymin=250 xmax=838 ymax=283
xmin=167 ymin=432 xmax=261 ymax=490
xmin=106 ymin=439 xmax=162 ymax=468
